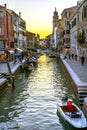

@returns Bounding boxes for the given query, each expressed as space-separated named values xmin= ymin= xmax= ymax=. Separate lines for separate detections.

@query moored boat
xmin=57 ymin=99 xmax=87 ymax=128
xmin=27 ymin=57 xmax=37 ymax=65
xmin=49 ymin=54 xmax=56 ymax=58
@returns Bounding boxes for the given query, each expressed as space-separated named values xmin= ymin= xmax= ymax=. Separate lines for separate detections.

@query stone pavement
xmin=0 ymin=62 xmax=20 ymax=74
xmin=64 ymin=58 xmax=87 ymax=83
xmin=0 ymin=62 xmax=15 ymax=74
xmin=0 ymin=61 xmax=22 ymax=87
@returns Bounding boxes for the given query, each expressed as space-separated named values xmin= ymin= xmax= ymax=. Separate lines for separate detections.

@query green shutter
xmin=84 ymin=6 xmax=86 ymax=18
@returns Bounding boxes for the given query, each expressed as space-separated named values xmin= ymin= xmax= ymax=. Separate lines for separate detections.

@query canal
xmin=0 ymin=54 xmax=76 ymax=130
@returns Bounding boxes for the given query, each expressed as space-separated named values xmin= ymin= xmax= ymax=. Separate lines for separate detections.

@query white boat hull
xmin=57 ymin=103 xmax=87 ymax=128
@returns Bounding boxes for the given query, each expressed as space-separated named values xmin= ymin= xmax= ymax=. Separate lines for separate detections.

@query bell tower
xmin=53 ymin=7 xmax=58 ymax=31
xmin=52 ymin=8 xmax=59 ymax=49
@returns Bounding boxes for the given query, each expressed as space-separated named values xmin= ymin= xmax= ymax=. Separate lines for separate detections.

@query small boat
xmin=27 ymin=57 xmax=37 ymax=65
xmin=49 ymin=54 xmax=56 ymax=58
xmin=28 ymin=63 xmax=33 ymax=71
xmin=57 ymin=99 xmax=87 ymax=128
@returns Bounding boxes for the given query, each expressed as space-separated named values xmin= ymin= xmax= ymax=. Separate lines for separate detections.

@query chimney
xmin=4 ymin=4 xmax=7 ymax=9
xmin=19 ymin=12 xmax=21 ymax=17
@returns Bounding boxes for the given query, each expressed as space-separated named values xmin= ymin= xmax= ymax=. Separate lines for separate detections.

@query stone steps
xmin=78 ymin=88 xmax=87 ymax=106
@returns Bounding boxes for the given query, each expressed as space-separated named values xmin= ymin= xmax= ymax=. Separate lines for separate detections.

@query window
xmin=74 ymin=18 xmax=76 ymax=26
xmin=10 ymin=42 xmax=14 ymax=48
xmin=86 ymin=5 xmax=87 ymax=18
xmin=65 ymin=12 xmax=70 ymax=18
xmin=66 ymin=38 xmax=70 ymax=43
xmin=0 ymin=26 xmax=3 ymax=34
xmin=67 ymin=21 xmax=69 ymax=25
xmin=82 ymin=5 xmax=87 ymax=20
xmin=63 ymin=38 xmax=65 ymax=43
xmin=0 ymin=11 xmax=3 ymax=18
xmin=66 ymin=30 xmax=70 ymax=34
xmin=72 ymin=18 xmax=76 ymax=28
xmin=69 ymin=24 xmax=71 ymax=30
xmin=72 ymin=21 xmax=74 ymax=28
xmin=83 ymin=6 xmax=86 ymax=18
xmin=63 ymin=30 xmax=65 ymax=35
xmin=0 ymin=40 xmax=5 ymax=48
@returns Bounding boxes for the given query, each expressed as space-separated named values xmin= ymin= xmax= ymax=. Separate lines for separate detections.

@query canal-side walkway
xmin=60 ymin=56 xmax=87 ymax=116
xmin=63 ymin=57 xmax=87 ymax=83
xmin=0 ymin=60 xmax=24 ymax=87
xmin=0 ymin=62 xmax=20 ymax=74
xmin=60 ymin=55 xmax=87 ymax=96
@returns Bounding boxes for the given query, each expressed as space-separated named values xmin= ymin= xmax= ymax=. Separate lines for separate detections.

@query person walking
xmin=81 ymin=55 xmax=85 ymax=65
xmin=71 ymin=53 xmax=74 ymax=59
xmin=75 ymin=54 xmax=77 ymax=61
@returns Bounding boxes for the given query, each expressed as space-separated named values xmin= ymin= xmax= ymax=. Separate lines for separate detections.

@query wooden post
xmin=6 ymin=60 xmax=15 ymax=88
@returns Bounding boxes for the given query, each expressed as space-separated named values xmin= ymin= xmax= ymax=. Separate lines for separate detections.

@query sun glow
xmin=1 ymin=0 xmax=77 ymax=39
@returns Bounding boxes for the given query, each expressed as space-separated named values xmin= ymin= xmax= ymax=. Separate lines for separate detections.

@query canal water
xmin=0 ymin=54 xmax=76 ymax=130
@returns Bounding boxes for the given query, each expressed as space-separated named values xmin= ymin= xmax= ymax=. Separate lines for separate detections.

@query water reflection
xmin=0 ymin=54 xmax=76 ymax=130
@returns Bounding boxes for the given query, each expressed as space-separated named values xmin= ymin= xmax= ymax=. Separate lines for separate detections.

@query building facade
xmin=70 ymin=0 xmax=87 ymax=61
xmin=0 ymin=4 xmax=14 ymax=50
xmin=61 ymin=6 xmax=77 ymax=54
xmin=0 ymin=4 xmax=27 ymax=60
xmin=17 ymin=12 xmax=26 ymax=49
xmin=26 ymin=31 xmax=35 ymax=48
xmin=77 ymin=0 xmax=87 ymax=59
xmin=70 ymin=11 xmax=78 ymax=55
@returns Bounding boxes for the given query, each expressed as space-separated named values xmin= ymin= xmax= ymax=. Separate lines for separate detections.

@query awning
xmin=27 ymin=47 xmax=37 ymax=52
xmin=8 ymin=50 xmax=14 ymax=54
xmin=0 ymin=51 xmax=4 ymax=54
xmin=16 ymin=48 xmax=23 ymax=53
xmin=13 ymin=53 xmax=22 ymax=57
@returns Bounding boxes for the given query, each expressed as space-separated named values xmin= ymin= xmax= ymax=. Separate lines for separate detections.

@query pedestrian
xmin=75 ymin=54 xmax=77 ymax=61
xmin=81 ymin=55 xmax=85 ymax=65
xmin=68 ymin=53 xmax=70 ymax=59
xmin=71 ymin=53 xmax=74 ymax=59
xmin=19 ymin=56 xmax=22 ymax=63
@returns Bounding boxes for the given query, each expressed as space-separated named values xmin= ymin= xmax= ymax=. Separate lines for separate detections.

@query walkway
xmin=0 ymin=61 xmax=22 ymax=87
xmin=64 ymin=58 xmax=87 ymax=83
xmin=61 ymin=55 xmax=87 ymax=106
xmin=0 ymin=62 xmax=18 ymax=74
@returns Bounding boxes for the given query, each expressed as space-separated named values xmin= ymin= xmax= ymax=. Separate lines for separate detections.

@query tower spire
xmin=55 ymin=7 xmax=56 ymax=12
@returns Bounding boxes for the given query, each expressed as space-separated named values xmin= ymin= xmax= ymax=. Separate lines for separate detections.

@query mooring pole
xmin=6 ymin=60 xmax=15 ymax=88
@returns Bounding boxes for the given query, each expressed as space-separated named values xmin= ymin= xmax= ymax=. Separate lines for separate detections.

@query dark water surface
xmin=0 ymin=55 xmax=76 ymax=130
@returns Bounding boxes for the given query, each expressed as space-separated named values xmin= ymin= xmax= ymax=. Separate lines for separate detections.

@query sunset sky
xmin=1 ymin=0 xmax=77 ymax=38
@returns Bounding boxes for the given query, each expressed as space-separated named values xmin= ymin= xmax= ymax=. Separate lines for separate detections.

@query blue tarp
xmin=28 ymin=57 xmax=37 ymax=63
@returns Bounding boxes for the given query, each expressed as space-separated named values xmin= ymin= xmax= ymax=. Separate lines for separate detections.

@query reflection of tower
xmin=53 ymin=27 xmax=58 ymax=48
xmin=52 ymin=7 xmax=59 ymax=49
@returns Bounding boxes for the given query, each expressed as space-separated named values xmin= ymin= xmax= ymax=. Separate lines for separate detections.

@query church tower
xmin=52 ymin=8 xmax=59 ymax=49
xmin=53 ymin=7 xmax=58 ymax=31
